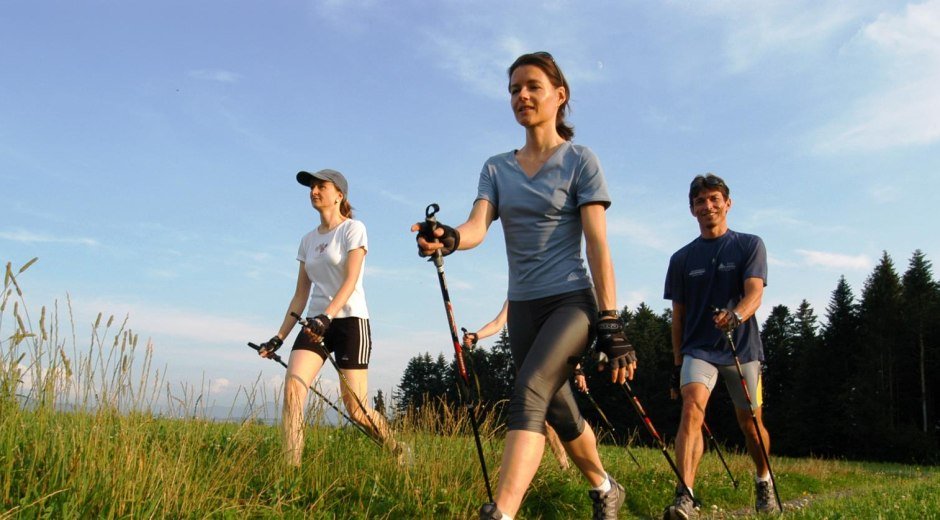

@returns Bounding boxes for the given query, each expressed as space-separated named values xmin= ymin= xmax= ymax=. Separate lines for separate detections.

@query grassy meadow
xmin=2 ymin=259 xmax=939 ymax=519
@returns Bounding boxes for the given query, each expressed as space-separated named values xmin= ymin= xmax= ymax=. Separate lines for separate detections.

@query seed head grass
xmin=2 ymin=258 xmax=938 ymax=518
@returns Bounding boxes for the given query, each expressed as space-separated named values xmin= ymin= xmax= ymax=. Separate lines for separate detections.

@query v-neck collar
xmin=511 ymin=141 xmax=570 ymax=179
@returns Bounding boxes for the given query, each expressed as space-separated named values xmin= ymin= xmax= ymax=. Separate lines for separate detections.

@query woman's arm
xmin=464 ymin=300 xmax=508 ymax=348
xmin=582 ymin=202 xmax=636 ymax=383
xmin=581 ymin=203 xmax=616 ymax=311
xmin=323 ymin=247 xmax=366 ymax=319
xmin=274 ymin=262 xmax=313 ymax=340
xmin=413 ymin=199 xmax=496 ymax=255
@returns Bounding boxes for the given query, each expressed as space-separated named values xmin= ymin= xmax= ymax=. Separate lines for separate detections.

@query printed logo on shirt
xmin=689 ymin=268 xmax=706 ymax=277
xmin=567 ymin=272 xmax=581 ymax=282
xmin=316 ymin=243 xmax=328 ymax=255
xmin=717 ymin=262 xmax=737 ymax=272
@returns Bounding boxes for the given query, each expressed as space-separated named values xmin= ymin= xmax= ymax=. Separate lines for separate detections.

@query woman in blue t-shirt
xmin=414 ymin=52 xmax=637 ymax=520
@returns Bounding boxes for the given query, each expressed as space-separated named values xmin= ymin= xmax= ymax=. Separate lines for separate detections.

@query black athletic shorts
xmin=291 ymin=317 xmax=372 ymax=369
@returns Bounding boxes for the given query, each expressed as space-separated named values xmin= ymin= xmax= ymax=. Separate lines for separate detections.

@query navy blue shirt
xmin=664 ymin=230 xmax=768 ymax=365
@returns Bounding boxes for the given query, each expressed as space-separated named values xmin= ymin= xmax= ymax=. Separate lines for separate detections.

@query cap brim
xmin=296 ymin=171 xmax=314 ymax=186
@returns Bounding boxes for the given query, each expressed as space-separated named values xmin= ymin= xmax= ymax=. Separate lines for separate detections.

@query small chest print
xmin=316 ymin=243 xmax=328 ymax=255
xmin=717 ymin=262 xmax=736 ymax=272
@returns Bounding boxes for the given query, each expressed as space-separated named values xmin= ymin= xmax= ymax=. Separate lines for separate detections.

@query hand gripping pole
xmin=422 ymin=203 xmax=494 ymax=503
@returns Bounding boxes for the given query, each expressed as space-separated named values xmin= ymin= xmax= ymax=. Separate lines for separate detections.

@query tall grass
xmin=2 ymin=258 xmax=939 ymax=518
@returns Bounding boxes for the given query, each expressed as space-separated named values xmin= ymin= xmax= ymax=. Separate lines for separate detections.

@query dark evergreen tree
xmin=486 ymin=327 xmax=515 ymax=405
xmin=784 ymin=300 xmax=821 ymax=455
xmin=396 ymin=352 xmax=453 ymax=415
xmin=854 ymin=251 xmax=904 ymax=457
xmin=791 ymin=277 xmax=859 ymax=455
xmin=901 ymin=250 xmax=939 ymax=445
xmin=761 ymin=304 xmax=797 ymax=449
xmin=581 ymin=305 xmax=675 ymax=447
xmin=373 ymin=389 xmax=387 ymax=418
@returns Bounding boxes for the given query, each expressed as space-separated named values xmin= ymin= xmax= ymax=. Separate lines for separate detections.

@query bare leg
xmin=561 ymin=421 xmax=606 ymax=487
xmin=735 ymin=406 xmax=771 ymax=477
xmin=494 ymin=430 xmax=546 ymax=517
xmin=675 ymin=383 xmax=710 ymax=490
xmin=283 ymin=350 xmax=326 ymax=466
xmin=338 ymin=368 xmax=395 ymax=444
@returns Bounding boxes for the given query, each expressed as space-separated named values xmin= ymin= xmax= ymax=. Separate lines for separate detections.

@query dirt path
xmin=699 ymin=489 xmax=856 ymax=518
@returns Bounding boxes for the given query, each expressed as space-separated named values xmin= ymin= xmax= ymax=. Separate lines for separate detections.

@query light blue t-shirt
xmin=476 ymin=142 xmax=611 ymax=301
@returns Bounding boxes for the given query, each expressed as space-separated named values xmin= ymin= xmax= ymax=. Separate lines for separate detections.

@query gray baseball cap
xmin=296 ymin=169 xmax=348 ymax=195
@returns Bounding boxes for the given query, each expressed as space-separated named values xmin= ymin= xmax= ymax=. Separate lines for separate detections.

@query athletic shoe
xmin=662 ymin=486 xmax=699 ymax=520
xmin=755 ymin=480 xmax=780 ymax=514
xmin=588 ymin=474 xmax=626 ymax=520
xmin=478 ymin=502 xmax=503 ymax=520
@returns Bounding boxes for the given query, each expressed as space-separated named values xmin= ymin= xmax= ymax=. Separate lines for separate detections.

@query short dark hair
xmin=689 ymin=173 xmax=730 ymax=207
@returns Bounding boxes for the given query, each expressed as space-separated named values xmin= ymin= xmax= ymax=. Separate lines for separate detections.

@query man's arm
xmin=715 ymin=277 xmax=764 ymax=330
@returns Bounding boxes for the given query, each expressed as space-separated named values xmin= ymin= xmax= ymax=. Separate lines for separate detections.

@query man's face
xmin=690 ymin=187 xmax=731 ymax=229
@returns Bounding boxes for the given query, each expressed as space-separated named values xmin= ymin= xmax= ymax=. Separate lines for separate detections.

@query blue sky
xmin=3 ymin=0 xmax=938 ymax=409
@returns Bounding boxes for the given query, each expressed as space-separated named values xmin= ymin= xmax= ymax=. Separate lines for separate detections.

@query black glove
xmin=307 ymin=314 xmax=332 ymax=337
xmin=595 ymin=316 xmax=637 ymax=369
xmin=463 ymin=331 xmax=478 ymax=347
xmin=259 ymin=335 xmax=283 ymax=354
xmin=417 ymin=221 xmax=460 ymax=257
xmin=714 ymin=306 xmax=742 ymax=332
xmin=670 ymin=365 xmax=681 ymax=395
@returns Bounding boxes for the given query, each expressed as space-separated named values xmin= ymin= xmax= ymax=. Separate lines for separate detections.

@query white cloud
xmin=607 ymin=217 xmax=673 ymax=252
xmin=415 ymin=3 xmax=604 ymax=99
xmin=868 ymin=184 xmax=903 ymax=204
xmin=209 ymin=377 xmax=231 ymax=394
xmin=74 ymin=298 xmax=269 ymax=346
xmin=768 ymin=253 xmax=798 ymax=268
xmin=188 ymin=69 xmax=242 ymax=83
xmin=796 ymin=249 xmax=872 ymax=271
xmin=0 ymin=229 xmax=99 ymax=246
xmin=674 ymin=0 xmax=875 ymax=72
xmin=745 ymin=208 xmax=851 ymax=235
xmin=377 ymin=188 xmax=415 ymax=207
xmin=814 ymin=1 xmax=940 ymax=152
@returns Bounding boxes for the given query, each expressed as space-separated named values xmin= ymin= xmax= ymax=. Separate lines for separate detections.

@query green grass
xmin=3 ymin=259 xmax=939 ymax=519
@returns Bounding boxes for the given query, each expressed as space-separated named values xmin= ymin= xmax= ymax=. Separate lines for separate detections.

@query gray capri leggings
xmin=506 ymin=288 xmax=596 ymax=442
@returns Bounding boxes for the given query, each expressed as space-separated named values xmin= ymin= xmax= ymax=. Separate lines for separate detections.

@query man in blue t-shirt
xmin=662 ymin=173 xmax=777 ymax=519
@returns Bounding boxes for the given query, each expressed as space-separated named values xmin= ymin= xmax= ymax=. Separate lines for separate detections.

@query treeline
xmin=395 ymin=250 xmax=939 ymax=463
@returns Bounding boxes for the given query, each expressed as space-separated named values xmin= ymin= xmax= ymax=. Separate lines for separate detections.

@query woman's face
xmin=309 ymin=180 xmax=342 ymax=212
xmin=509 ymin=64 xmax=566 ymax=129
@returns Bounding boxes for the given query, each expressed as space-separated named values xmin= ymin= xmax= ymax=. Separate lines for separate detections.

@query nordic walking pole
xmin=420 ymin=203 xmax=494 ymax=503
xmin=580 ymin=387 xmax=641 ymax=468
xmin=247 ymin=341 xmax=382 ymax=446
xmin=702 ymin=420 xmax=739 ymax=489
xmin=621 ymin=380 xmax=697 ymax=504
xmin=289 ymin=312 xmax=386 ymax=444
xmin=715 ymin=310 xmax=783 ymax=511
